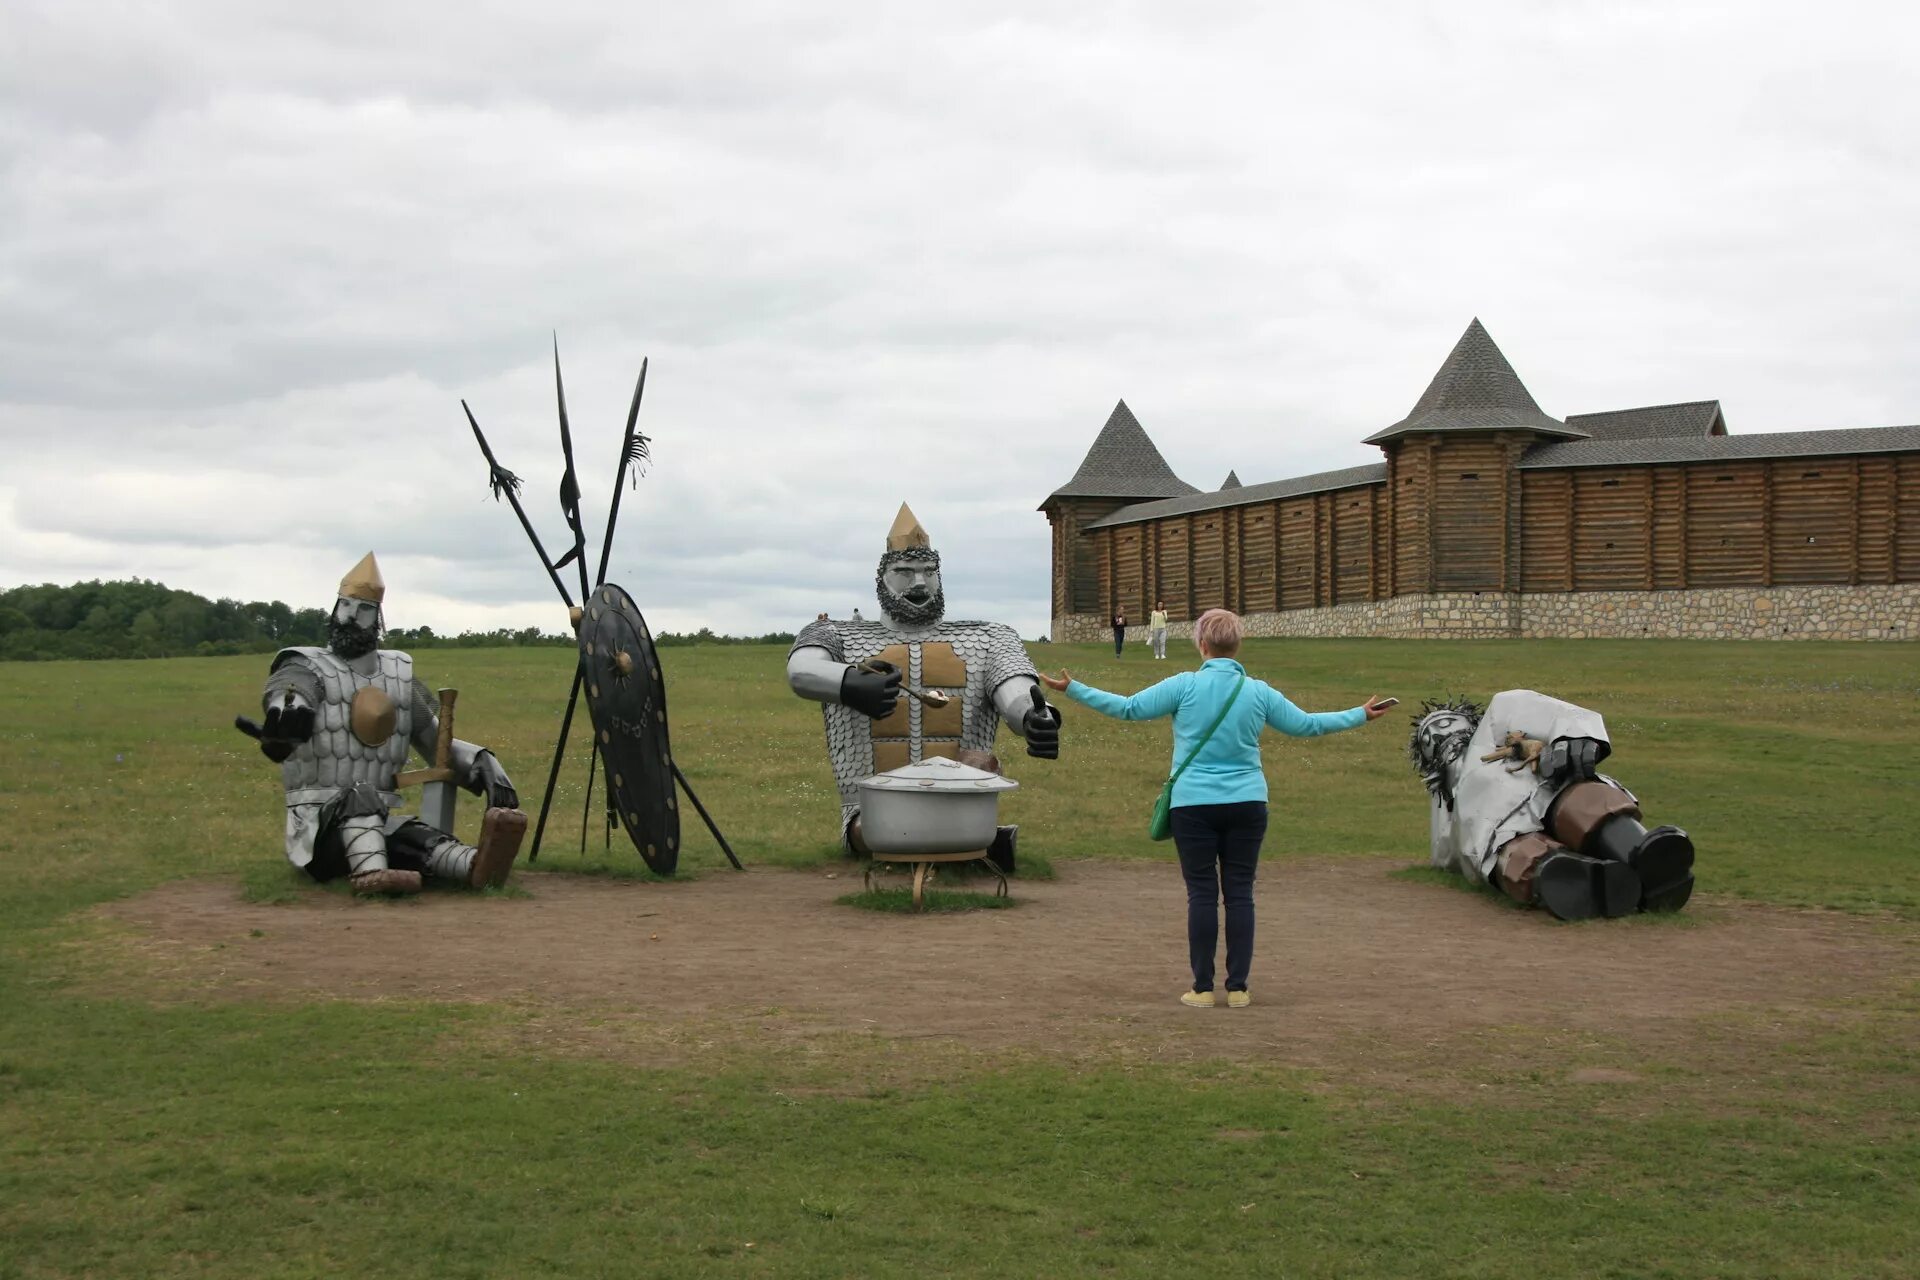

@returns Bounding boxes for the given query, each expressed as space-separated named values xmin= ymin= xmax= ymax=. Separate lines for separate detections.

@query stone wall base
xmin=1052 ymin=583 xmax=1920 ymax=643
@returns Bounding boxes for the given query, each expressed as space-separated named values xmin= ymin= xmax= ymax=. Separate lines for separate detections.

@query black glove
xmin=841 ymin=660 xmax=902 ymax=719
xmin=261 ymin=691 xmax=315 ymax=753
xmin=1541 ymin=736 xmax=1607 ymax=784
xmin=1021 ymin=685 xmax=1061 ymax=759
xmin=466 ymin=749 xmax=520 ymax=810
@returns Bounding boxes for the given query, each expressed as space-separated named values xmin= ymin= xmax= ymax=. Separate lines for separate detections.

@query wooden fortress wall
xmin=1063 ymin=442 xmax=1920 ymax=623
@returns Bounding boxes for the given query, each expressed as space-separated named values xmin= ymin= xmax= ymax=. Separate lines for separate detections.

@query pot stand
xmin=863 ymin=848 xmax=1007 ymax=911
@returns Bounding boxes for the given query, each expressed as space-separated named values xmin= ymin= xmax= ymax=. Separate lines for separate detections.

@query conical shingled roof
xmin=1219 ymin=470 xmax=1242 ymax=490
xmin=1045 ymin=400 xmax=1201 ymax=502
xmin=1363 ymin=319 xmax=1587 ymax=445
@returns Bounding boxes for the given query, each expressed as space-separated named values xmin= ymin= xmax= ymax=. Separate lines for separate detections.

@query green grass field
xmin=2 ymin=639 xmax=1916 ymax=1277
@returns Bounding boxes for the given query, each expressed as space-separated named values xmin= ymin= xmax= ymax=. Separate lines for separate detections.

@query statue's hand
xmin=466 ymin=749 xmax=520 ymax=810
xmin=1022 ymin=685 xmax=1061 ymax=759
xmin=1541 ymin=736 xmax=1604 ymax=784
xmin=840 ymin=660 xmax=902 ymax=719
xmin=261 ymin=690 xmax=316 ymax=746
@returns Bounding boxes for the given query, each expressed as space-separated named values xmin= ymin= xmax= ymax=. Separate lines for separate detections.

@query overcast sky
xmin=4 ymin=1 xmax=1916 ymax=639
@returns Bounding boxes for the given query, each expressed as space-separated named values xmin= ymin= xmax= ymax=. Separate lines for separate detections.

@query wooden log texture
xmin=1156 ymin=518 xmax=1190 ymax=620
xmin=1685 ymin=461 xmax=1767 ymax=586
xmin=1430 ymin=438 xmax=1506 ymax=590
xmin=1114 ymin=525 xmax=1146 ymax=618
xmin=1392 ymin=443 xmax=1429 ymax=594
xmin=1241 ymin=503 xmax=1276 ymax=613
xmin=1334 ymin=488 xmax=1373 ymax=604
xmin=1572 ymin=468 xmax=1652 ymax=590
xmin=1898 ymin=456 xmax=1920 ymax=582
xmin=1519 ymin=471 xmax=1571 ymax=592
xmin=1191 ymin=514 xmax=1226 ymax=613
xmin=1769 ymin=459 xmax=1858 ymax=585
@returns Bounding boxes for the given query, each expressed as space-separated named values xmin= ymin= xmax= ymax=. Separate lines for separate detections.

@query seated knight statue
xmin=1409 ymin=690 xmax=1695 ymax=920
xmin=243 ymin=553 xmax=525 ymax=895
xmin=786 ymin=504 xmax=1061 ymax=868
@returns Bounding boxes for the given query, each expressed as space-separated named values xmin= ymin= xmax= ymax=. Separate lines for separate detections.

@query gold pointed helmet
xmin=886 ymin=503 xmax=931 ymax=552
xmin=338 ymin=552 xmax=386 ymax=604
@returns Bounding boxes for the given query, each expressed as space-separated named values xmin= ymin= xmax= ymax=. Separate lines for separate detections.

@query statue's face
xmin=882 ymin=558 xmax=940 ymax=605
xmin=1410 ymin=708 xmax=1475 ymax=780
xmin=328 ymin=596 xmax=382 ymax=658
xmin=876 ymin=551 xmax=945 ymax=626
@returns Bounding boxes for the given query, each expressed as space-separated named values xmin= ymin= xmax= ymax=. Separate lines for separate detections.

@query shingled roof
xmin=1220 ymin=470 xmax=1242 ymax=489
xmin=1363 ymin=318 xmax=1586 ymax=446
xmin=1564 ymin=400 xmax=1726 ymax=440
xmin=1044 ymin=400 xmax=1201 ymax=503
xmin=1085 ymin=462 xmax=1388 ymax=530
xmin=1519 ymin=424 xmax=1920 ymax=470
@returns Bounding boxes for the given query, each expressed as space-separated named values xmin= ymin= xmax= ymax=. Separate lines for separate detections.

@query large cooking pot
xmin=855 ymin=756 xmax=1019 ymax=855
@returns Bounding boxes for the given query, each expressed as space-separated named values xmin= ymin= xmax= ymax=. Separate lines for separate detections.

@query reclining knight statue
xmin=238 ymin=553 xmax=526 ymax=895
xmin=1409 ymin=690 xmax=1695 ymax=920
xmin=786 ymin=504 xmax=1061 ymax=869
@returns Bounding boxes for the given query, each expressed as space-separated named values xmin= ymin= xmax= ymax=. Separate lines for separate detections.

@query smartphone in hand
xmin=1371 ymin=697 xmax=1400 ymax=710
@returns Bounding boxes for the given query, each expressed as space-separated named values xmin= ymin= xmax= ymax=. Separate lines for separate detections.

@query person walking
xmin=1111 ymin=607 xmax=1127 ymax=657
xmin=1039 ymin=609 xmax=1393 ymax=1008
xmin=1149 ymin=600 xmax=1169 ymax=660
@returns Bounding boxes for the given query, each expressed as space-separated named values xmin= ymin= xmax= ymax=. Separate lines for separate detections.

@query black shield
xmin=579 ymin=583 xmax=680 ymax=873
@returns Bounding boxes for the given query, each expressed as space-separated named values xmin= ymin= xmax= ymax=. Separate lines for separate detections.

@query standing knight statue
xmin=1409 ymin=690 xmax=1695 ymax=920
xmin=787 ymin=504 xmax=1061 ymax=868
xmin=240 ymin=553 xmax=526 ymax=895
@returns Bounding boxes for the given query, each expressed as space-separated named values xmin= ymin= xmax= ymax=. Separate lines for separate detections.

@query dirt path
xmin=97 ymin=859 xmax=1917 ymax=1070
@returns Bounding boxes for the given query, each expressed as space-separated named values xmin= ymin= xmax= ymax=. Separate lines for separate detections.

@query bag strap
xmin=1167 ymin=672 xmax=1247 ymax=786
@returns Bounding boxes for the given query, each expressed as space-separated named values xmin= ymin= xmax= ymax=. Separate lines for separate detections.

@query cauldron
xmin=855 ymin=756 xmax=1019 ymax=854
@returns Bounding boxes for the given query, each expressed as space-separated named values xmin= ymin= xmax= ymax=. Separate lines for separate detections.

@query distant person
xmin=851 ymin=607 xmax=864 ymax=622
xmin=1039 ymin=609 xmax=1392 ymax=1008
xmin=1111 ymin=607 xmax=1127 ymax=656
xmin=1149 ymin=600 xmax=1169 ymax=660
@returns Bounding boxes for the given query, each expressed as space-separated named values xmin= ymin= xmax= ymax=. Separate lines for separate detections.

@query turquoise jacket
xmin=1065 ymin=658 xmax=1367 ymax=807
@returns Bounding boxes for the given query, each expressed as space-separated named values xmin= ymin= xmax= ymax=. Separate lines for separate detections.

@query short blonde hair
xmin=1193 ymin=608 xmax=1243 ymax=656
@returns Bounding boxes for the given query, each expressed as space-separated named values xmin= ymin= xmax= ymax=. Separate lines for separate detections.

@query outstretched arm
xmin=1039 ymin=668 xmax=1190 ymax=722
xmin=1261 ymin=686 xmax=1374 ymax=737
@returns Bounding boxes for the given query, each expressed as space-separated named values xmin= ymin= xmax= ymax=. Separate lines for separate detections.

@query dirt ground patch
xmin=95 ymin=858 xmax=1918 ymax=1071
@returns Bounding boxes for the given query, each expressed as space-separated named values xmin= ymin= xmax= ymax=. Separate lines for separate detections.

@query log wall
xmin=1056 ymin=442 xmax=1920 ymax=631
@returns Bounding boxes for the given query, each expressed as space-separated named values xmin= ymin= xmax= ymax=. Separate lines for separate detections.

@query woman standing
xmin=1149 ymin=600 xmax=1169 ymax=660
xmin=1111 ymin=607 xmax=1127 ymax=656
xmin=1040 ymin=609 xmax=1392 ymax=1008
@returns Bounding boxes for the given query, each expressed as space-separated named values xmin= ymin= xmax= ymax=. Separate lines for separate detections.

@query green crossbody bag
xmin=1148 ymin=673 xmax=1246 ymax=842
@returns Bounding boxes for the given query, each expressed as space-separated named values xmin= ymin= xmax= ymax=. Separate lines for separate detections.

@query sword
xmin=396 ymin=687 xmax=459 ymax=832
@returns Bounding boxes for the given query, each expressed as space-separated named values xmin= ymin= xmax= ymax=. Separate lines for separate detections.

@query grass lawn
xmin=1 ymin=638 xmax=1916 ymax=1277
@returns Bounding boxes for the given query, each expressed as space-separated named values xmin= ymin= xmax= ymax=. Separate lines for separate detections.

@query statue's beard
xmin=877 ymin=582 xmax=945 ymax=627
xmin=328 ymin=616 xmax=380 ymax=659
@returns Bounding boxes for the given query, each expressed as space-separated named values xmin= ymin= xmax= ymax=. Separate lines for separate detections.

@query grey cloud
xmin=5 ymin=2 xmax=1918 ymax=643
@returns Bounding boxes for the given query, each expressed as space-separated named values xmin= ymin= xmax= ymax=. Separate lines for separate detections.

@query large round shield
xmin=579 ymin=583 xmax=679 ymax=873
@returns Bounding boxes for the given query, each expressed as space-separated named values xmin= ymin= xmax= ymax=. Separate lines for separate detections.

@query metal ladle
xmin=856 ymin=658 xmax=952 ymax=709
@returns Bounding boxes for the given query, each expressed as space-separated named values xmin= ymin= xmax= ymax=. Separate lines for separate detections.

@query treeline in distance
xmin=0 ymin=580 xmax=793 ymax=660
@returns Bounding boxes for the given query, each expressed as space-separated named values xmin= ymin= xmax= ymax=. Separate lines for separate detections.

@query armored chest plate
xmin=350 ymin=686 xmax=398 ymax=746
xmin=580 ymin=583 xmax=679 ymax=874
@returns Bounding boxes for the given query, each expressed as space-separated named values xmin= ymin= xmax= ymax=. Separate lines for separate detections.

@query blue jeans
xmin=1169 ymin=802 xmax=1269 ymax=992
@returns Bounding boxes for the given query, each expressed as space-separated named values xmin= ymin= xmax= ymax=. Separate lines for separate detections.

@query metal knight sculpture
xmin=238 ymin=553 xmax=526 ymax=895
xmin=1409 ymin=690 xmax=1695 ymax=920
xmin=787 ymin=504 xmax=1061 ymax=867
